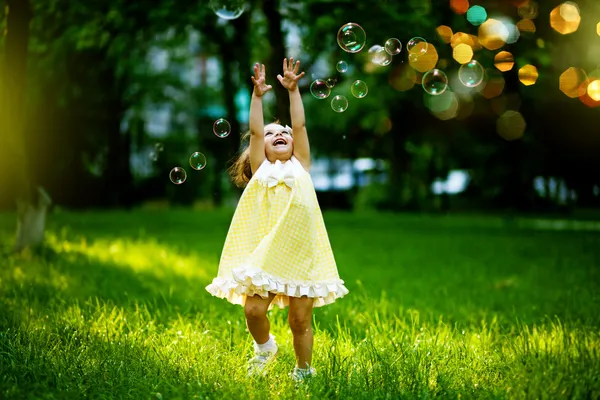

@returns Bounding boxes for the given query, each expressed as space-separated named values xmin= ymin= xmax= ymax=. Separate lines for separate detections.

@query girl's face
xmin=264 ymin=123 xmax=293 ymax=161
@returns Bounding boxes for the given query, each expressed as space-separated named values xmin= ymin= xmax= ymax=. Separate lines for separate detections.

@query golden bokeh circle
xmin=559 ymin=67 xmax=587 ymax=98
xmin=588 ymin=80 xmax=600 ymax=102
xmin=453 ymin=43 xmax=474 ymax=64
xmin=389 ymin=64 xmax=417 ymax=92
xmin=550 ymin=3 xmax=581 ymax=35
xmin=478 ymin=19 xmax=509 ymax=51
xmin=518 ymin=65 xmax=539 ymax=86
xmin=597 ymin=22 xmax=600 ymax=36
xmin=481 ymin=68 xmax=505 ymax=99
xmin=437 ymin=25 xmax=453 ymax=44
xmin=517 ymin=19 xmax=536 ymax=34
xmin=494 ymin=51 xmax=514 ymax=72
xmin=408 ymin=42 xmax=439 ymax=73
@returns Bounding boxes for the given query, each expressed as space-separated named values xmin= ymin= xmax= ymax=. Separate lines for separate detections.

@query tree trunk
xmin=263 ymin=0 xmax=289 ymax=125
xmin=2 ymin=0 xmax=51 ymax=252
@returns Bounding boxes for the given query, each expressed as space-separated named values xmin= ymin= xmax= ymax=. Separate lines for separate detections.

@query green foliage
xmin=1 ymin=210 xmax=599 ymax=398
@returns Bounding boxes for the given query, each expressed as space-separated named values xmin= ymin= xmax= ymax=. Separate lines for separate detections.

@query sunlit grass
xmin=0 ymin=210 xmax=599 ymax=399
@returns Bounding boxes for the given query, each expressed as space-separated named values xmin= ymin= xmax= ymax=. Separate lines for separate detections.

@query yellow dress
xmin=206 ymin=156 xmax=349 ymax=309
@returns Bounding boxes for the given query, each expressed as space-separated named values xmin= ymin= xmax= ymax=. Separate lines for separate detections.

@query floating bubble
xmin=384 ymin=38 xmax=402 ymax=55
xmin=351 ymin=80 xmax=368 ymax=98
xmin=169 ymin=167 xmax=187 ymax=184
xmin=331 ymin=95 xmax=348 ymax=113
xmin=407 ymin=37 xmax=428 ymax=56
xmin=337 ymin=23 xmax=366 ymax=53
xmin=459 ymin=60 xmax=485 ymax=87
xmin=422 ymin=69 xmax=449 ymax=95
xmin=154 ymin=143 xmax=164 ymax=152
xmin=209 ymin=0 xmax=246 ymax=20
xmin=326 ymin=78 xmax=337 ymax=88
xmin=213 ymin=118 xmax=231 ymax=138
xmin=149 ymin=152 xmax=158 ymax=162
xmin=189 ymin=152 xmax=207 ymax=170
xmin=310 ymin=79 xmax=331 ymax=99
xmin=368 ymin=45 xmax=392 ymax=66
xmin=336 ymin=61 xmax=348 ymax=73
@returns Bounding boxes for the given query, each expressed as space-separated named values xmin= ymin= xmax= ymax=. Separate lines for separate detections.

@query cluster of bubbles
xmin=152 ymin=118 xmax=231 ymax=184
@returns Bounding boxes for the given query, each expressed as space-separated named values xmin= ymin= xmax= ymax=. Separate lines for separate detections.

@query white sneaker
xmin=247 ymin=336 xmax=278 ymax=376
xmin=290 ymin=365 xmax=316 ymax=382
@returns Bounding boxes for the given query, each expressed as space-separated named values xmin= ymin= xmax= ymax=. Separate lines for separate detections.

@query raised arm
xmin=277 ymin=58 xmax=310 ymax=170
xmin=249 ymin=63 xmax=272 ymax=174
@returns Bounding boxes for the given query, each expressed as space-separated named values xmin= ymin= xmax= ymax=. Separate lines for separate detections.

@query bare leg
xmin=288 ymin=295 xmax=314 ymax=368
xmin=244 ymin=293 xmax=276 ymax=344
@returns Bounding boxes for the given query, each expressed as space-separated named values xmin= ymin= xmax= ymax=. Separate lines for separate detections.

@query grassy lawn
xmin=0 ymin=209 xmax=598 ymax=399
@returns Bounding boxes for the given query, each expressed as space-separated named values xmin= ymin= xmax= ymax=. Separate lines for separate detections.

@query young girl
xmin=206 ymin=58 xmax=349 ymax=381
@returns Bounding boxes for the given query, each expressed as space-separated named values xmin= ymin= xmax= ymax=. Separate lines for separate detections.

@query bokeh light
xmin=550 ymin=2 xmax=581 ymax=35
xmin=517 ymin=19 xmax=536 ymax=35
xmin=494 ymin=51 xmax=514 ymax=72
xmin=389 ymin=64 xmax=417 ymax=92
xmin=478 ymin=19 xmax=509 ymax=51
xmin=331 ymin=95 xmax=349 ymax=113
xmin=213 ymin=118 xmax=231 ymax=138
xmin=518 ymin=65 xmax=539 ymax=86
xmin=497 ymin=110 xmax=526 ymax=141
xmin=578 ymin=79 xmax=600 ymax=108
xmin=518 ymin=1 xmax=538 ymax=19
xmin=453 ymin=43 xmax=473 ymax=64
xmin=408 ymin=42 xmax=438 ymax=73
xmin=450 ymin=0 xmax=469 ymax=15
xmin=467 ymin=5 xmax=487 ymax=26
xmin=491 ymin=93 xmax=522 ymax=116
xmin=426 ymin=90 xmax=460 ymax=120
xmin=480 ymin=68 xmax=505 ymax=99
xmin=169 ymin=167 xmax=187 ymax=184
xmin=559 ymin=67 xmax=587 ymax=98
xmin=597 ymin=22 xmax=600 ymax=36
xmin=337 ymin=23 xmax=367 ymax=53
xmin=588 ymin=80 xmax=600 ymax=101
xmin=436 ymin=25 xmax=453 ymax=43
xmin=422 ymin=69 xmax=449 ymax=95
xmin=310 ymin=79 xmax=331 ymax=99
xmin=209 ymin=0 xmax=246 ymax=20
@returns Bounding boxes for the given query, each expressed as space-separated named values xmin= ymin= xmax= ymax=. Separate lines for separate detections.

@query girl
xmin=206 ymin=58 xmax=349 ymax=381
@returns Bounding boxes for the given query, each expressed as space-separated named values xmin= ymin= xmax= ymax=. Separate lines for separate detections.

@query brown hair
xmin=228 ymin=130 xmax=253 ymax=188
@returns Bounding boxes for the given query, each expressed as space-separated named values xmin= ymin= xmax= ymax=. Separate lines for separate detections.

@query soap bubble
xmin=149 ymin=152 xmax=158 ymax=162
xmin=310 ymin=79 xmax=331 ymax=99
xmin=189 ymin=152 xmax=207 ymax=170
xmin=213 ymin=118 xmax=231 ymax=138
xmin=351 ymin=80 xmax=368 ymax=98
xmin=459 ymin=60 xmax=485 ymax=87
xmin=326 ymin=78 xmax=337 ymax=88
xmin=368 ymin=45 xmax=392 ymax=66
xmin=154 ymin=143 xmax=164 ymax=152
xmin=209 ymin=0 xmax=246 ymax=20
xmin=331 ymin=95 xmax=349 ymax=113
xmin=407 ymin=37 xmax=428 ymax=56
xmin=336 ymin=61 xmax=348 ymax=73
xmin=169 ymin=167 xmax=187 ymax=184
xmin=337 ymin=23 xmax=366 ymax=53
xmin=422 ymin=69 xmax=448 ymax=95
xmin=385 ymin=38 xmax=402 ymax=55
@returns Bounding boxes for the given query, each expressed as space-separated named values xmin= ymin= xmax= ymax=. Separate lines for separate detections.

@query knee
xmin=289 ymin=312 xmax=311 ymax=336
xmin=244 ymin=303 xmax=267 ymax=321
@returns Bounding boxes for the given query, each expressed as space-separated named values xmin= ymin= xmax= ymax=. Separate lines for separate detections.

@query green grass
xmin=0 ymin=209 xmax=599 ymax=399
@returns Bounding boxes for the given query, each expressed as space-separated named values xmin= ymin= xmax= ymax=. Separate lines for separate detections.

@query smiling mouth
xmin=273 ymin=138 xmax=287 ymax=146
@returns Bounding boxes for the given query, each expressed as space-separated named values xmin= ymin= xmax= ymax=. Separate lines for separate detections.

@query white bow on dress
xmin=266 ymin=160 xmax=296 ymax=188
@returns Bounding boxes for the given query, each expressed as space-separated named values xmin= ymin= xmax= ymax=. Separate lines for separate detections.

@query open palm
xmin=277 ymin=58 xmax=305 ymax=91
xmin=251 ymin=63 xmax=272 ymax=97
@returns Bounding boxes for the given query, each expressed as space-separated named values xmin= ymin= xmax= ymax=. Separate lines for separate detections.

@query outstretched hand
xmin=277 ymin=57 xmax=305 ymax=91
xmin=251 ymin=63 xmax=272 ymax=97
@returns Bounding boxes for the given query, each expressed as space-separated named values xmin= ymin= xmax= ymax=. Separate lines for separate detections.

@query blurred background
xmin=1 ymin=0 xmax=599 ymax=215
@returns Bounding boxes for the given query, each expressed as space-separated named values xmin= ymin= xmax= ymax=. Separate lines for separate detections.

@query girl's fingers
xmin=261 ymin=64 xmax=266 ymax=76
xmin=282 ymin=58 xmax=288 ymax=73
xmin=295 ymin=71 xmax=305 ymax=81
xmin=277 ymin=74 xmax=284 ymax=83
xmin=293 ymin=60 xmax=301 ymax=74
